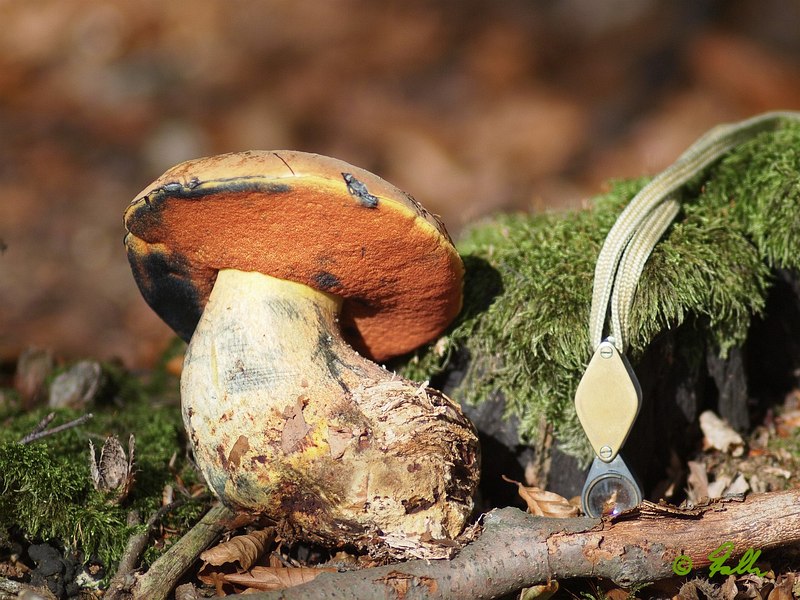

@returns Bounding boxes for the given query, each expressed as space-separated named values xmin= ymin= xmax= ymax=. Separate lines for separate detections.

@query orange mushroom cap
xmin=123 ymin=150 xmax=464 ymax=362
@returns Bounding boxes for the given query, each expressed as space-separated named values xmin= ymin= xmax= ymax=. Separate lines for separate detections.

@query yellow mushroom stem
xmin=181 ymin=268 xmax=479 ymax=545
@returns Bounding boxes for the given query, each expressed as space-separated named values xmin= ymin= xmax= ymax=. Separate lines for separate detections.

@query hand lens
xmin=574 ymin=339 xmax=643 ymax=517
xmin=581 ymin=454 xmax=642 ymax=518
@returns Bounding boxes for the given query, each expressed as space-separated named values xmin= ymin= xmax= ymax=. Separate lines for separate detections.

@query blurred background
xmin=1 ymin=0 xmax=799 ymax=369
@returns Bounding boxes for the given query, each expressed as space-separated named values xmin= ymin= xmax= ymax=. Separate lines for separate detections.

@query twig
xmin=228 ymin=489 xmax=800 ymax=599
xmin=28 ymin=412 xmax=56 ymax=436
xmin=131 ymin=503 xmax=234 ymax=600
xmin=19 ymin=413 xmax=94 ymax=444
xmin=104 ymin=500 xmax=188 ymax=600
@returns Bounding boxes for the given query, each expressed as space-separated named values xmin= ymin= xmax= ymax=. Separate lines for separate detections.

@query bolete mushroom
xmin=123 ymin=151 xmax=479 ymax=546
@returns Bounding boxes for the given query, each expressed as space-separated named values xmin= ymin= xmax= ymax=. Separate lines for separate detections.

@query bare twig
xmin=28 ymin=412 xmax=56 ymax=437
xmin=229 ymin=489 xmax=800 ymax=599
xmin=131 ymin=503 xmax=234 ymax=600
xmin=19 ymin=413 xmax=94 ymax=444
xmin=104 ymin=500 xmax=189 ymax=600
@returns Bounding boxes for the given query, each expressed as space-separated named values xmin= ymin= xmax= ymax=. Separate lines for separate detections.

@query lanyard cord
xmin=589 ymin=110 xmax=800 ymax=354
xmin=578 ymin=111 xmax=800 ymax=516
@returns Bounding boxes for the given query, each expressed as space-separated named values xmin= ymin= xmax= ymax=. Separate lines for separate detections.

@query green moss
xmin=0 ymin=354 xmax=201 ymax=568
xmin=402 ymin=122 xmax=800 ymax=461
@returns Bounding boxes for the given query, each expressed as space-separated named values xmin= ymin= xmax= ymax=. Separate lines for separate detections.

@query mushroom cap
xmin=124 ymin=150 xmax=464 ymax=362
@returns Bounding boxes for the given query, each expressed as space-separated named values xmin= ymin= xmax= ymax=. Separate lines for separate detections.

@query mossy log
xmin=402 ymin=121 xmax=800 ymax=499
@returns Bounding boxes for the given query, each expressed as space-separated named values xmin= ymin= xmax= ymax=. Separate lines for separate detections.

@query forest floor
xmin=2 ymin=1 xmax=800 ymax=598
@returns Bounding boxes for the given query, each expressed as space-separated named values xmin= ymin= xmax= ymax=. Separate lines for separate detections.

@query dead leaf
xmin=737 ymin=573 xmax=768 ymax=599
xmin=768 ymin=573 xmax=796 ymax=600
xmin=707 ymin=475 xmax=731 ymax=499
xmin=519 ymin=579 xmax=558 ymax=600
xmin=725 ymin=473 xmax=749 ymax=496
xmin=281 ymin=397 xmax=311 ymax=454
xmin=707 ymin=472 xmax=749 ymax=499
xmin=676 ymin=579 xmax=701 ymax=600
xmin=501 ymin=475 xmax=579 ymax=517
xmin=174 ymin=582 xmax=199 ymax=600
xmin=200 ymin=529 xmax=275 ymax=572
xmin=720 ymin=574 xmax=738 ymax=600
xmin=699 ymin=410 xmax=744 ymax=456
xmin=327 ymin=427 xmax=352 ymax=459
xmin=775 ymin=409 xmax=800 ymax=438
xmin=686 ymin=460 xmax=709 ymax=502
xmin=223 ymin=566 xmax=337 ymax=591
xmin=602 ymin=587 xmax=635 ymax=600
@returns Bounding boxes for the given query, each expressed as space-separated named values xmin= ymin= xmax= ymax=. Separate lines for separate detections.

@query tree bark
xmin=231 ymin=489 xmax=800 ymax=599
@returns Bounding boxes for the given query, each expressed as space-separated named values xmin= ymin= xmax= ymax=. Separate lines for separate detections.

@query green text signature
xmin=672 ymin=541 xmax=765 ymax=577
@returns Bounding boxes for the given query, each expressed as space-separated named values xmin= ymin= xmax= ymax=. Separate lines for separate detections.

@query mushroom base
xmin=181 ymin=269 xmax=480 ymax=546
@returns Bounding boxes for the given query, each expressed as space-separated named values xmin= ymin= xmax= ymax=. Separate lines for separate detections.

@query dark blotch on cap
xmin=130 ymin=248 xmax=204 ymax=343
xmin=342 ymin=173 xmax=378 ymax=208
xmin=313 ymin=271 xmax=341 ymax=290
xmin=153 ymin=178 xmax=292 ymax=202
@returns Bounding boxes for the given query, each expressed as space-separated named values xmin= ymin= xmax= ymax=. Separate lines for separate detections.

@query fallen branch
xmin=131 ymin=503 xmax=234 ymax=600
xmin=104 ymin=500 xmax=187 ymax=600
xmin=230 ymin=489 xmax=800 ymax=599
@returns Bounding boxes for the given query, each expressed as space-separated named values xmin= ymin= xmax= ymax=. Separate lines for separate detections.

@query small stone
xmin=14 ymin=348 xmax=54 ymax=408
xmin=48 ymin=361 xmax=104 ymax=409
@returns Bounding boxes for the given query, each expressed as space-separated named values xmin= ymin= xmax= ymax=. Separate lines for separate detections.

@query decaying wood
xmin=228 ymin=489 xmax=800 ymax=599
xmin=130 ymin=503 xmax=233 ymax=600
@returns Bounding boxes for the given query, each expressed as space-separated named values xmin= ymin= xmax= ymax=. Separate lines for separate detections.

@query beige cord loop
xmin=610 ymin=198 xmax=680 ymax=351
xmin=589 ymin=110 xmax=800 ymax=353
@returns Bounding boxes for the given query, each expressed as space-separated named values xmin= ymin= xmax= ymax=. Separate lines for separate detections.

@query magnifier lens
xmin=581 ymin=455 xmax=642 ymax=518
xmin=584 ymin=473 xmax=639 ymax=517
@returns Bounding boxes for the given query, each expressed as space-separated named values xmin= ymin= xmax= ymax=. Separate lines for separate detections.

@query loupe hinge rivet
xmin=599 ymin=445 xmax=613 ymax=460
xmin=600 ymin=345 xmax=614 ymax=359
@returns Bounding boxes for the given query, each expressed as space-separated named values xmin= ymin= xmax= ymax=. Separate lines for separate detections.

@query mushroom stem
xmin=181 ymin=269 xmax=478 ymax=544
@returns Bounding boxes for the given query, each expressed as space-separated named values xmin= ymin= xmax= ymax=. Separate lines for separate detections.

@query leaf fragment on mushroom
xmin=327 ymin=427 xmax=353 ymax=459
xmin=280 ymin=397 xmax=311 ymax=454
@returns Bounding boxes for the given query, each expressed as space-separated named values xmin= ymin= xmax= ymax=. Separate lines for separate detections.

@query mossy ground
xmin=0 ymin=340 xmax=203 ymax=571
xmin=1 ymin=121 xmax=799 ymax=596
xmin=402 ymin=121 xmax=800 ymax=461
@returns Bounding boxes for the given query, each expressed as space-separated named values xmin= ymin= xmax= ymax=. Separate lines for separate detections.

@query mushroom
xmin=123 ymin=151 xmax=479 ymax=546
